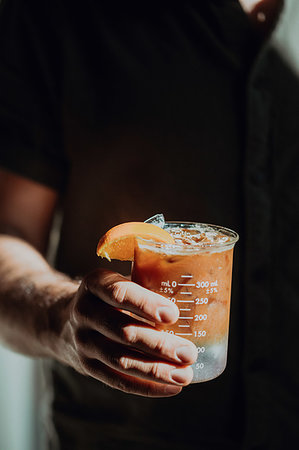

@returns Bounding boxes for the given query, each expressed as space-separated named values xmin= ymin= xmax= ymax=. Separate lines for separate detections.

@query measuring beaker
xmin=132 ymin=222 xmax=239 ymax=383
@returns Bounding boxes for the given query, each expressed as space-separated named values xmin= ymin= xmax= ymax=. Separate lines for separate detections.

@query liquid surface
xmin=165 ymin=224 xmax=231 ymax=247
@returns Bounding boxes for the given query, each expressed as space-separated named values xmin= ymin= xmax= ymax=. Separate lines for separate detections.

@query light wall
xmin=0 ymin=347 xmax=43 ymax=450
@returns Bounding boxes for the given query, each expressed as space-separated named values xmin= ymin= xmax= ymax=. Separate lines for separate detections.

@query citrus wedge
xmin=96 ymin=222 xmax=175 ymax=261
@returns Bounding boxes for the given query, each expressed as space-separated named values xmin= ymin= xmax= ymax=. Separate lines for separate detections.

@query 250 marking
xmin=195 ymin=297 xmax=208 ymax=304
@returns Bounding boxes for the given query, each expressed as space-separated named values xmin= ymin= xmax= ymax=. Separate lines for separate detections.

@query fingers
xmin=71 ymin=269 xmax=197 ymax=397
xmin=80 ymin=356 xmax=183 ymax=397
xmin=73 ymin=291 xmax=197 ymax=365
xmin=76 ymin=329 xmax=194 ymax=387
xmin=84 ymin=269 xmax=179 ymax=324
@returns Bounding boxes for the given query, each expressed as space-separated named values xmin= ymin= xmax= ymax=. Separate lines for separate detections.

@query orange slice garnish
xmin=96 ymin=222 xmax=175 ymax=261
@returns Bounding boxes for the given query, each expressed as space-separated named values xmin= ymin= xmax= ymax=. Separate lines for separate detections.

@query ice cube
xmin=144 ymin=213 xmax=165 ymax=229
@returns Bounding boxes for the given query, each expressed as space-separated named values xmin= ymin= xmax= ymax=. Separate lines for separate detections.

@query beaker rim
xmin=136 ymin=221 xmax=239 ymax=254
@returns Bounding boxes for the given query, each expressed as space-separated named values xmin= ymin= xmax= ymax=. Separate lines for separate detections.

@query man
xmin=0 ymin=0 xmax=298 ymax=448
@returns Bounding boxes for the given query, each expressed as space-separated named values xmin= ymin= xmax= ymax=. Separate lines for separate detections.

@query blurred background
xmin=0 ymin=349 xmax=45 ymax=450
xmin=0 ymin=211 xmax=60 ymax=450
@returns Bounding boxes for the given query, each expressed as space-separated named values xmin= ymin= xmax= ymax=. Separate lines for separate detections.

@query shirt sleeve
xmin=0 ymin=0 xmax=68 ymax=191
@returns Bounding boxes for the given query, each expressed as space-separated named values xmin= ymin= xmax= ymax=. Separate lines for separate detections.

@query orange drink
xmin=132 ymin=222 xmax=239 ymax=383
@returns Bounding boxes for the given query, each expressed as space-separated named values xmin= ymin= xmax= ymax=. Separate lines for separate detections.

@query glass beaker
xmin=132 ymin=222 xmax=238 ymax=383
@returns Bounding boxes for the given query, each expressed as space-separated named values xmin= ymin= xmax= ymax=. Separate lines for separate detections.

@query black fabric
xmin=0 ymin=0 xmax=67 ymax=190
xmin=0 ymin=1 xmax=299 ymax=449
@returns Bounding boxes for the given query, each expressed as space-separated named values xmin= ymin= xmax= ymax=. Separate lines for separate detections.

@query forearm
xmin=0 ymin=234 xmax=78 ymax=358
xmin=0 ymin=234 xmax=196 ymax=396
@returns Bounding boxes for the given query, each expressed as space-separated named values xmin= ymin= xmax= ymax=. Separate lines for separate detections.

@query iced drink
xmin=132 ymin=222 xmax=238 ymax=383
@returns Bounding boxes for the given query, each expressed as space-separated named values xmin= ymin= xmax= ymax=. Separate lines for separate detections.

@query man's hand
xmin=59 ymin=269 xmax=197 ymax=397
xmin=0 ymin=170 xmax=196 ymax=397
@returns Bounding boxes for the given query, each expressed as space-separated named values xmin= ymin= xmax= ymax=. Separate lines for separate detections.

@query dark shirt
xmin=0 ymin=1 xmax=299 ymax=449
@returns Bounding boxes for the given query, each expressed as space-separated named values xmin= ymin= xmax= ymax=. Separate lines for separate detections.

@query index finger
xmin=85 ymin=269 xmax=179 ymax=324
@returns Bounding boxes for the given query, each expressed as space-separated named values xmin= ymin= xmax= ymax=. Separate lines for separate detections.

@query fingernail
xmin=176 ymin=346 xmax=196 ymax=363
xmin=156 ymin=306 xmax=177 ymax=323
xmin=170 ymin=367 xmax=192 ymax=385
xmin=163 ymin=385 xmax=182 ymax=396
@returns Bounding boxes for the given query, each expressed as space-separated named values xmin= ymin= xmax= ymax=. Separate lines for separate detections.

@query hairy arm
xmin=0 ymin=168 xmax=197 ymax=397
xmin=0 ymin=234 xmax=78 ymax=357
xmin=0 ymin=168 xmax=77 ymax=357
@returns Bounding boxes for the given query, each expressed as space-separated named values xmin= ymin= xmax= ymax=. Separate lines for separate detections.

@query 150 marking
xmin=194 ymin=330 xmax=207 ymax=337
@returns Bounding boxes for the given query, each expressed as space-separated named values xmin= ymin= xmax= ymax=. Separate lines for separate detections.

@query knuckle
xmin=72 ymin=298 xmax=87 ymax=322
xmin=120 ymin=325 xmax=138 ymax=345
xmin=78 ymin=354 xmax=91 ymax=372
xmin=118 ymin=356 xmax=132 ymax=371
xmin=71 ymin=302 xmax=81 ymax=323
xmin=84 ymin=269 xmax=102 ymax=290
xmin=148 ymin=362 xmax=161 ymax=379
xmin=136 ymin=295 xmax=148 ymax=312
xmin=153 ymin=333 xmax=169 ymax=354
xmin=109 ymin=281 xmax=129 ymax=304
xmin=74 ymin=328 xmax=88 ymax=348
xmin=79 ymin=356 xmax=101 ymax=380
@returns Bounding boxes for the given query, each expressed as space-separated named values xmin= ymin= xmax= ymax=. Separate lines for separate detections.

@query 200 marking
xmin=195 ymin=314 xmax=207 ymax=321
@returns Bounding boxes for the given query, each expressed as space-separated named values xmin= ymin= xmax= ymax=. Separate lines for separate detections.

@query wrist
xmin=36 ymin=272 xmax=79 ymax=362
